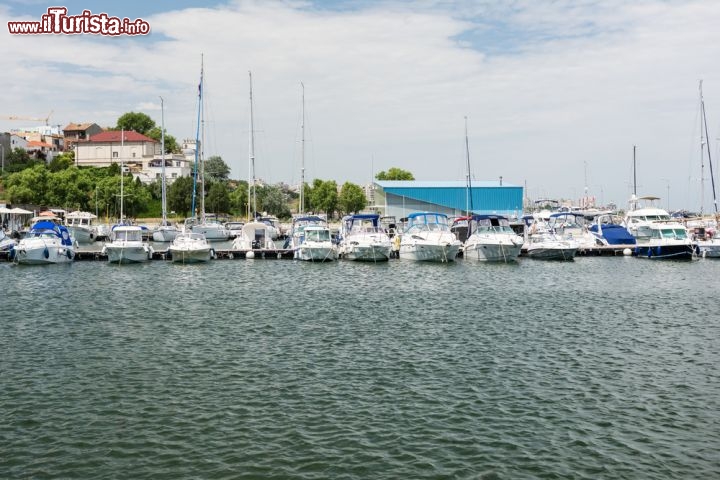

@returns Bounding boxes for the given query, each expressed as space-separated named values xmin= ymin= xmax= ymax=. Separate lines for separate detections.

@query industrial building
xmin=373 ymin=181 xmax=524 ymax=219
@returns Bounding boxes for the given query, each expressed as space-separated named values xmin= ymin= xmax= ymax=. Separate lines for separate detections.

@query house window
xmin=156 ymin=173 xmax=161 ymax=179
xmin=113 ymin=151 xmax=118 ymax=158
xmin=132 ymin=152 xmax=136 ymax=158
xmin=172 ymin=173 xmax=177 ymax=178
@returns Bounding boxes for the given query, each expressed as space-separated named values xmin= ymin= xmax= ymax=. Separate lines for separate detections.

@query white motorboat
xmin=168 ymin=231 xmax=212 ymax=263
xmin=188 ymin=216 xmax=232 ymax=241
xmin=399 ymin=212 xmax=461 ymax=262
xmin=525 ymin=231 xmax=578 ymax=260
xmin=65 ymin=211 xmax=98 ymax=244
xmin=463 ymin=214 xmax=523 ymax=262
xmin=339 ymin=213 xmax=392 ymax=261
xmin=623 ymin=196 xmax=694 ymax=260
xmin=232 ymin=221 xmax=275 ymax=250
xmin=12 ymin=220 xmax=75 ymax=264
xmin=288 ymin=215 xmax=338 ymax=262
xmin=103 ymin=225 xmax=153 ymax=264
xmin=0 ymin=229 xmax=16 ymax=252
xmin=224 ymin=221 xmax=246 ymax=239
xmin=257 ymin=216 xmax=281 ymax=240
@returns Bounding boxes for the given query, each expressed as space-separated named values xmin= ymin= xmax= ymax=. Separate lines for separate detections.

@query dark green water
xmin=1 ymin=257 xmax=719 ymax=479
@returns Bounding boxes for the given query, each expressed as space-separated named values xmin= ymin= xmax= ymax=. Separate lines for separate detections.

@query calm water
xmin=1 ymin=256 xmax=719 ymax=479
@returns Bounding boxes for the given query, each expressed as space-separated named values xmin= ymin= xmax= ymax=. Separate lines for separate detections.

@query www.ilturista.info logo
xmin=7 ymin=7 xmax=150 ymax=36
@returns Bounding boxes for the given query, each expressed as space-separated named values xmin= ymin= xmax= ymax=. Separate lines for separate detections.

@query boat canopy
xmin=29 ymin=221 xmax=74 ymax=246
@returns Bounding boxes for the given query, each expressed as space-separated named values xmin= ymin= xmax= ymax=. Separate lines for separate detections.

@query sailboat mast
xmin=160 ymin=96 xmax=167 ymax=223
xmin=700 ymin=80 xmax=718 ymax=215
xmin=300 ymin=82 xmax=305 ymax=215
xmin=191 ymin=54 xmax=203 ymax=219
xmin=120 ymin=128 xmax=124 ymax=223
xmin=464 ymin=116 xmax=473 ymax=216
xmin=633 ymin=145 xmax=637 ymax=197
xmin=249 ymin=70 xmax=257 ymax=220
xmin=200 ymin=63 xmax=206 ymax=224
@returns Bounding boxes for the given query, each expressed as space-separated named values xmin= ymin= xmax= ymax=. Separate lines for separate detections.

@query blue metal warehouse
xmin=373 ymin=181 xmax=524 ymax=219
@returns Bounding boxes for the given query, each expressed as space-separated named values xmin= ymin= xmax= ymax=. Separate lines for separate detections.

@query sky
xmin=2 ymin=0 xmax=720 ymax=211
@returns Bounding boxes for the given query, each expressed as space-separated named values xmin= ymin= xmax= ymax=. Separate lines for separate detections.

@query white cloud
xmin=2 ymin=0 xmax=720 ymax=210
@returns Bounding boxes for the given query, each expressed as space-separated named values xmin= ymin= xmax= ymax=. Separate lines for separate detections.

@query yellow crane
xmin=2 ymin=110 xmax=54 ymax=125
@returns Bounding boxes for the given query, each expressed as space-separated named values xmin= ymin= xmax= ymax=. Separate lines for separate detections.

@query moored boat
xmin=288 ymin=215 xmax=338 ymax=262
xmin=339 ymin=213 xmax=392 ymax=261
xmin=103 ymin=225 xmax=153 ymax=264
xmin=463 ymin=214 xmax=523 ymax=262
xmin=12 ymin=220 xmax=75 ymax=264
xmin=168 ymin=231 xmax=212 ymax=263
xmin=399 ymin=212 xmax=461 ymax=262
xmin=64 ymin=211 xmax=98 ymax=244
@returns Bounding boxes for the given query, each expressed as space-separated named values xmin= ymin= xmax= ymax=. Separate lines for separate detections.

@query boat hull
xmin=13 ymin=244 xmax=75 ymax=265
xmin=696 ymin=240 xmax=720 ymax=258
xmin=463 ymin=242 xmax=522 ymax=262
xmin=105 ymin=245 xmax=151 ymax=264
xmin=152 ymin=227 xmax=179 ymax=242
xmin=169 ymin=247 xmax=211 ymax=263
xmin=67 ymin=226 xmax=94 ymax=244
xmin=342 ymin=244 xmax=392 ymax=261
xmin=399 ymin=243 xmax=461 ymax=262
xmin=526 ymin=246 xmax=577 ymax=260
xmin=634 ymin=243 xmax=695 ymax=260
xmin=296 ymin=244 xmax=338 ymax=262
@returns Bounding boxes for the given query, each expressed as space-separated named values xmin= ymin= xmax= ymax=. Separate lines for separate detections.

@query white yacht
xmin=168 ymin=231 xmax=212 ymax=263
xmin=65 ymin=211 xmax=98 ymax=244
xmin=399 ymin=212 xmax=461 ymax=262
xmin=288 ymin=215 xmax=338 ymax=262
xmin=463 ymin=214 xmax=523 ymax=262
xmin=103 ymin=225 xmax=153 ymax=264
xmin=623 ymin=196 xmax=694 ymax=260
xmin=188 ymin=216 xmax=232 ymax=241
xmin=522 ymin=214 xmax=578 ymax=260
xmin=339 ymin=213 xmax=392 ymax=262
xmin=12 ymin=220 xmax=75 ymax=264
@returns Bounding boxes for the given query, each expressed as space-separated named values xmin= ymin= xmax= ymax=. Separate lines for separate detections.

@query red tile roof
xmin=88 ymin=131 xmax=156 ymax=143
xmin=27 ymin=140 xmax=54 ymax=148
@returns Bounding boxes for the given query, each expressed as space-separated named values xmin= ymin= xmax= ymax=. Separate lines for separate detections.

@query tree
xmin=167 ymin=176 xmax=195 ymax=217
xmin=5 ymin=164 xmax=49 ymax=204
xmin=308 ymin=179 xmax=338 ymax=217
xmin=229 ymin=181 xmax=248 ymax=217
xmin=4 ymin=148 xmax=38 ymax=173
xmin=375 ymin=167 xmax=415 ymax=181
xmin=206 ymin=182 xmax=230 ymax=215
xmin=204 ymin=156 xmax=230 ymax=183
xmin=338 ymin=182 xmax=367 ymax=214
xmin=260 ymin=185 xmax=291 ymax=219
xmin=48 ymin=151 xmax=73 ymax=172
xmin=116 ymin=111 xmax=155 ymax=135
xmin=146 ymin=126 xmax=179 ymax=154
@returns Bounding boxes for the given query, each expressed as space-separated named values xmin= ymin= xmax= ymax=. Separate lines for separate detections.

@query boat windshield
xmin=656 ymin=228 xmax=688 ymax=239
xmin=305 ymin=229 xmax=330 ymax=242
xmin=473 ymin=218 xmax=515 ymax=234
xmin=114 ymin=230 xmax=142 ymax=241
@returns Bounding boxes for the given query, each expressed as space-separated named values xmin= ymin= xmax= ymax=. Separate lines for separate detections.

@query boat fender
xmin=67 ymin=250 xmax=74 ymax=260
xmin=43 ymin=247 xmax=49 ymax=259
xmin=228 ymin=252 xmax=234 ymax=260
xmin=210 ymin=248 xmax=216 ymax=259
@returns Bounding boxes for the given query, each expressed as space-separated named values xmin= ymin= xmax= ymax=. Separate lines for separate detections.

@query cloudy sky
xmin=2 ymin=0 xmax=720 ymax=211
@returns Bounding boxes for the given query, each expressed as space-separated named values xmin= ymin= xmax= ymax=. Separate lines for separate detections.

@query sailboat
xmin=103 ymin=129 xmax=153 ymax=264
xmin=287 ymin=82 xmax=338 ymax=262
xmin=461 ymin=117 xmax=523 ymax=262
xmin=188 ymin=56 xmax=231 ymax=242
xmin=152 ymin=96 xmax=180 ymax=242
xmin=690 ymin=80 xmax=720 ymax=257
xmin=233 ymin=71 xmax=276 ymax=253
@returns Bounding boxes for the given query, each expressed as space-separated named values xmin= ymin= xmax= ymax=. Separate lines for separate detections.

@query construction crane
xmin=2 ymin=110 xmax=54 ymax=125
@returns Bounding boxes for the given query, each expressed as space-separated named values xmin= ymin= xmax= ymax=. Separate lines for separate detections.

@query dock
xmin=1 ymin=248 xmax=297 ymax=262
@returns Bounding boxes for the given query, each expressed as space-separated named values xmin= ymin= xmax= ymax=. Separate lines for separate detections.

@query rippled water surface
xmin=2 ymin=256 xmax=719 ymax=479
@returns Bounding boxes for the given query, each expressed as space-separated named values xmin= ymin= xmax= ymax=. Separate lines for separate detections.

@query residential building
xmin=75 ymin=130 xmax=157 ymax=168
xmin=63 ymin=122 xmax=102 ymax=151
